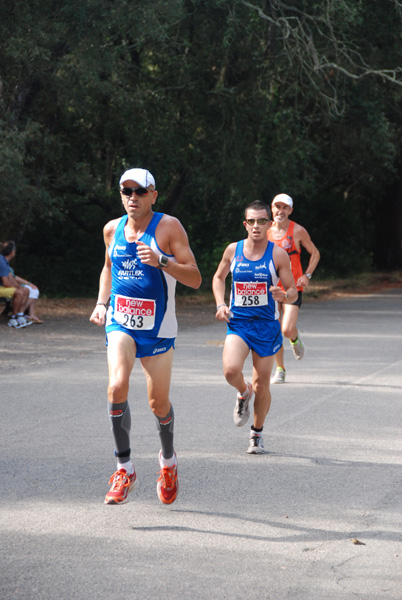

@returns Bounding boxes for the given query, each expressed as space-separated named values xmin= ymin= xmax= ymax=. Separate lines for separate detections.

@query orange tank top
xmin=267 ymin=220 xmax=304 ymax=291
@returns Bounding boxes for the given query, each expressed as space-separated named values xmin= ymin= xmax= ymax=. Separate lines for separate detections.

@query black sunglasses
xmin=245 ymin=218 xmax=269 ymax=226
xmin=120 ymin=186 xmax=150 ymax=197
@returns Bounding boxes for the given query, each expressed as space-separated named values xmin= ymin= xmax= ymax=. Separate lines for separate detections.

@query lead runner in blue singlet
xmin=90 ymin=168 xmax=201 ymax=505
xmin=212 ymin=200 xmax=297 ymax=454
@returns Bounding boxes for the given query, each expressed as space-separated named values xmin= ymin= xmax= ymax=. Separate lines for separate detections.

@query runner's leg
xmin=274 ymin=343 xmax=285 ymax=370
xmin=141 ymin=348 xmax=175 ymax=459
xmin=281 ymin=304 xmax=300 ymax=342
xmin=141 ymin=348 xmax=178 ymax=504
xmin=141 ymin=347 xmax=174 ymax=418
xmin=222 ymin=334 xmax=250 ymax=394
xmin=251 ymin=352 xmax=275 ymax=428
xmin=107 ymin=331 xmax=136 ymax=466
xmin=274 ymin=305 xmax=285 ymax=369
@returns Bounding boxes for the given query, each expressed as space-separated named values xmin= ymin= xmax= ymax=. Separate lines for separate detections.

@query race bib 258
xmin=234 ymin=282 xmax=268 ymax=307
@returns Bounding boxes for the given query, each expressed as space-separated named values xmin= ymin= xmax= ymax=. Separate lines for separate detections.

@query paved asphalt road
xmin=1 ymin=289 xmax=401 ymax=600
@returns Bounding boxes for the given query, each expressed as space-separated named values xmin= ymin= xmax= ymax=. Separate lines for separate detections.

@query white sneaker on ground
xmin=8 ymin=317 xmax=26 ymax=329
xmin=290 ymin=332 xmax=305 ymax=360
xmin=271 ymin=367 xmax=286 ymax=384
xmin=247 ymin=430 xmax=265 ymax=454
xmin=17 ymin=315 xmax=32 ymax=327
xmin=233 ymin=381 xmax=253 ymax=427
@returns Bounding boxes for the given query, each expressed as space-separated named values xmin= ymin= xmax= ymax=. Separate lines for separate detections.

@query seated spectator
xmin=0 ymin=241 xmax=32 ymax=329
xmin=9 ymin=269 xmax=43 ymax=324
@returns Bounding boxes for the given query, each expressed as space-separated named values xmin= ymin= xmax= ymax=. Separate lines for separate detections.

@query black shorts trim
xmin=292 ymin=291 xmax=303 ymax=308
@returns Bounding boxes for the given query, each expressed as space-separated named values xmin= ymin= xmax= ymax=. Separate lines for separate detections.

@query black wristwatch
xmin=158 ymin=254 xmax=169 ymax=268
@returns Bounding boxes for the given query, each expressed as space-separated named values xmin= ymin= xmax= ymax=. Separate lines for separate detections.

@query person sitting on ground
xmin=0 ymin=241 xmax=31 ymax=329
xmin=1 ymin=241 xmax=43 ymax=324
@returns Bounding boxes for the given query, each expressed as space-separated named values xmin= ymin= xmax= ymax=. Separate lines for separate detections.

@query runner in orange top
xmin=267 ymin=194 xmax=320 ymax=383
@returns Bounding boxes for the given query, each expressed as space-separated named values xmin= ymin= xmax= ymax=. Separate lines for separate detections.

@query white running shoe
xmin=233 ymin=382 xmax=253 ymax=427
xmin=290 ymin=332 xmax=305 ymax=360
xmin=247 ymin=430 xmax=265 ymax=454
xmin=8 ymin=316 xmax=27 ymax=329
xmin=18 ymin=315 xmax=32 ymax=327
xmin=271 ymin=367 xmax=286 ymax=384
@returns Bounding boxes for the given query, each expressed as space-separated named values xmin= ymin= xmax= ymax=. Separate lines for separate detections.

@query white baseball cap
xmin=272 ymin=193 xmax=293 ymax=208
xmin=119 ymin=168 xmax=155 ymax=188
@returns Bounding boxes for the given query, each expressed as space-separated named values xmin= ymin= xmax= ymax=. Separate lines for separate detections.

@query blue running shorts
xmin=226 ymin=318 xmax=282 ymax=357
xmin=106 ymin=325 xmax=175 ymax=358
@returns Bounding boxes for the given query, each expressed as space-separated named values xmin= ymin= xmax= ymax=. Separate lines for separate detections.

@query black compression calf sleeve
xmin=155 ymin=405 xmax=174 ymax=460
xmin=109 ymin=400 xmax=131 ymax=458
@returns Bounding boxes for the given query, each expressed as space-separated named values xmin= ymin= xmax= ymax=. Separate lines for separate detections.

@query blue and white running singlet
xmin=229 ymin=239 xmax=280 ymax=321
xmin=105 ymin=213 xmax=177 ymax=338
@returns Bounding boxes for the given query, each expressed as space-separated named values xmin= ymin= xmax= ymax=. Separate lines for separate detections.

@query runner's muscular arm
xmin=136 ymin=216 xmax=202 ymax=289
xmin=212 ymin=243 xmax=236 ymax=322
xmin=166 ymin=219 xmax=202 ymax=289
xmin=89 ymin=220 xmax=117 ymax=326
xmin=270 ymin=245 xmax=298 ymax=304
xmin=294 ymin=224 xmax=320 ymax=287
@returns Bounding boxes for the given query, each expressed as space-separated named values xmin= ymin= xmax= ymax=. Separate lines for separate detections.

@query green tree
xmin=1 ymin=0 xmax=401 ymax=295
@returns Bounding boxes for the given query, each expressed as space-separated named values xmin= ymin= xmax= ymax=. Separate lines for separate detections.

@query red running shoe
xmin=104 ymin=468 xmax=138 ymax=505
xmin=157 ymin=451 xmax=178 ymax=505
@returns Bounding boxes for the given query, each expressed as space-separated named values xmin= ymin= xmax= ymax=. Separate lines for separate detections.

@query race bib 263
xmin=114 ymin=294 xmax=156 ymax=330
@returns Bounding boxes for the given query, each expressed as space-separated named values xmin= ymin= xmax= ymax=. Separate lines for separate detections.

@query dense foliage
xmin=1 ymin=0 xmax=402 ymax=295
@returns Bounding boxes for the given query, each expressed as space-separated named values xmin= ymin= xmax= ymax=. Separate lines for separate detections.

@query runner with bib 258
xmin=212 ymin=200 xmax=297 ymax=454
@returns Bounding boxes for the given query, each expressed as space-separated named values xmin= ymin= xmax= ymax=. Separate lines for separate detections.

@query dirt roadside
xmin=1 ymin=273 xmax=401 ymax=373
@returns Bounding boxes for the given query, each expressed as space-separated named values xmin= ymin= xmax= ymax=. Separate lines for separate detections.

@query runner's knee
xmin=108 ymin=379 xmax=129 ymax=403
xmin=223 ymin=364 xmax=241 ymax=383
xmin=282 ymin=324 xmax=296 ymax=339
xmin=253 ymin=374 xmax=270 ymax=396
xmin=148 ymin=396 xmax=170 ymax=416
